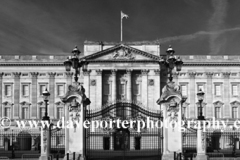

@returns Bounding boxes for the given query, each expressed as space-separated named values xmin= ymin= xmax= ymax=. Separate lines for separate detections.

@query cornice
xmin=85 ymin=60 xmax=159 ymax=63
xmin=0 ymin=63 xmax=63 ymax=66
xmin=183 ymin=62 xmax=240 ymax=66
xmin=80 ymin=44 xmax=160 ymax=61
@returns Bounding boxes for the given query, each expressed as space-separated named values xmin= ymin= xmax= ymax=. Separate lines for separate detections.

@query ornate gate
xmin=85 ymin=102 xmax=163 ymax=160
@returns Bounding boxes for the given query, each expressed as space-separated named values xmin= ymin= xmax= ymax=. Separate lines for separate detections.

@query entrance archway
xmin=114 ymin=128 xmax=130 ymax=150
xmin=17 ymin=131 xmax=32 ymax=150
xmin=85 ymin=102 xmax=163 ymax=160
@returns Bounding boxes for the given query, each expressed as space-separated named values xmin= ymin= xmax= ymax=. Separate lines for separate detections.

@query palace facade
xmin=0 ymin=41 xmax=239 ymax=121
xmin=1 ymin=41 xmax=240 ymax=154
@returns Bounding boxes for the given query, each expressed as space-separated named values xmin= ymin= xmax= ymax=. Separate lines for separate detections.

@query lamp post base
xmin=39 ymin=155 xmax=49 ymax=160
xmin=194 ymin=154 xmax=208 ymax=160
xmin=162 ymin=153 xmax=174 ymax=160
xmin=64 ymin=153 xmax=85 ymax=160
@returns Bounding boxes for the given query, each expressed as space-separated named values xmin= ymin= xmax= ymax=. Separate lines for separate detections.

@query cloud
xmin=208 ymin=0 xmax=228 ymax=54
xmin=149 ymin=27 xmax=240 ymax=44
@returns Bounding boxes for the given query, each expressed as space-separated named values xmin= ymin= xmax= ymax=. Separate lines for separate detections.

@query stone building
xmin=0 ymin=41 xmax=240 ymax=152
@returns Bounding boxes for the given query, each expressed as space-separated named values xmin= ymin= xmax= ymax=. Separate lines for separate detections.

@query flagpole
xmin=121 ymin=12 xmax=123 ymax=42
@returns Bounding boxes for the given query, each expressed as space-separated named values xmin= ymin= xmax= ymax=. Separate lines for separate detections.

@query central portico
xmin=78 ymin=41 xmax=165 ymax=160
xmin=81 ymin=41 xmax=163 ymax=112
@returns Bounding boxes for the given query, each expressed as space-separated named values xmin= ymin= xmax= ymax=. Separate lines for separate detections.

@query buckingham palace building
xmin=0 ymin=41 xmax=240 ymax=121
xmin=1 ymin=41 xmax=240 ymax=155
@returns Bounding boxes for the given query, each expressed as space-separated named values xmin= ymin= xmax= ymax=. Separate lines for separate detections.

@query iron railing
xmin=0 ymin=128 xmax=65 ymax=158
xmin=182 ymin=129 xmax=240 ymax=158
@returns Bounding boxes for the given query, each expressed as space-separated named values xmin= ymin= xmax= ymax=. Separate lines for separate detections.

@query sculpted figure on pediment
xmin=111 ymin=49 xmax=135 ymax=60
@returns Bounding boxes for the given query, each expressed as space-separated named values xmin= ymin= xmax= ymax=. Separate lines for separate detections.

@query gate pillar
xmin=39 ymin=127 xmax=51 ymax=160
xmin=157 ymin=81 xmax=183 ymax=160
xmin=61 ymin=82 xmax=91 ymax=160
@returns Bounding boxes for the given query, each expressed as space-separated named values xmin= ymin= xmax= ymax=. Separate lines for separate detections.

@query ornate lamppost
xmin=39 ymin=88 xmax=51 ymax=160
xmin=196 ymin=89 xmax=208 ymax=160
xmin=159 ymin=45 xmax=183 ymax=82
xmin=64 ymin=46 xmax=88 ymax=82
xmin=42 ymin=88 xmax=50 ymax=122
xmin=157 ymin=46 xmax=184 ymax=160
xmin=197 ymin=89 xmax=205 ymax=120
xmin=62 ymin=46 xmax=90 ymax=160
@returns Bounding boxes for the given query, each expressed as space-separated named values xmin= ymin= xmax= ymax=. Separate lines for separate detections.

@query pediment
xmin=37 ymin=101 xmax=44 ymax=105
xmin=20 ymin=101 xmax=31 ymax=106
xmin=230 ymin=100 xmax=240 ymax=106
xmin=81 ymin=44 xmax=160 ymax=61
xmin=2 ymin=101 xmax=13 ymax=106
xmin=55 ymin=101 xmax=65 ymax=105
xmin=213 ymin=101 xmax=224 ymax=106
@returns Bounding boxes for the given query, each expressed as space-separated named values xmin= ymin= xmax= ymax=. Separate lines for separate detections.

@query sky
xmin=0 ymin=0 xmax=240 ymax=55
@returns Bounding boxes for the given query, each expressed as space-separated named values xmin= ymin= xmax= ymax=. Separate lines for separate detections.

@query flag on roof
xmin=121 ymin=11 xmax=129 ymax=19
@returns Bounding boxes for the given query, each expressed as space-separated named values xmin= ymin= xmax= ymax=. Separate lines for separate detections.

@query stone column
xmin=141 ymin=70 xmax=149 ymax=108
xmin=0 ymin=73 xmax=3 ymax=117
xmin=31 ymin=72 xmax=38 ymax=119
xmin=154 ymin=70 xmax=161 ymax=110
xmin=64 ymin=103 xmax=69 ymax=155
xmin=223 ymin=72 xmax=231 ymax=118
xmin=96 ymin=70 xmax=102 ymax=107
xmin=48 ymin=72 xmax=56 ymax=119
xmin=196 ymin=125 xmax=208 ymax=160
xmin=83 ymin=70 xmax=91 ymax=98
xmin=126 ymin=70 xmax=132 ymax=116
xmin=111 ymin=70 xmax=117 ymax=103
xmin=189 ymin=72 xmax=196 ymax=118
xmin=126 ymin=70 xmax=132 ymax=101
xmin=206 ymin=72 xmax=213 ymax=118
xmin=13 ymin=72 xmax=21 ymax=119
xmin=110 ymin=136 xmax=113 ymax=150
xmin=65 ymin=72 xmax=73 ymax=86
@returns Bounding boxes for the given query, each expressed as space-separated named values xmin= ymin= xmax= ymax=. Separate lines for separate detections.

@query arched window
xmin=230 ymin=101 xmax=240 ymax=119
xmin=213 ymin=101 xmax=224 ymax=119
xmin=20 ymin=101 xmax=31 ymax=119
xmin=182 ymin=102 xmax=190 ymax=118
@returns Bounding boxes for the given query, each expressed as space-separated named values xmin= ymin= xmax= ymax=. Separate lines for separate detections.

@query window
xmin=57 ymin=108 xmax=63 ymax=119
xmin=119 ymin=83 xmax=125 ymax=95
xmin=5 ymin=85 xmax=11 ymax=96
xmin=135 ymin=137 xmax=141 ymax=150
xmin=22 ymin=84 xmax=29 ymax=96
xmin=215 ymin=85 xmax=221 ymax=96
xmin=232 ymin=85 xmax=238 ymax=96
xmin=0 ymin=137 xmax=3 ymax=146
xmin=4 ymin=108 xmax=10 ymax=117
xmin=198 ymin=85 xmax=204 ymax=92
xmin=181 ymin=85 xmax=187 ymax=96
xmin=57 ymin=85 xmax=64 ymax=96
xmin=215 ymin=107 xmax=221 ymax=119
xmin=133 ymin=84 xmax=140 ymax=95
xmin=103 ymin=137 xmax=110 ymax=150
xmin=232 ymin=107 xmax=238 ymax=119
xmin=56 ymin=136 xmax=64 ymax=145
xmin=39 ymin=84 xmax=47 ymax=95
xmin=40 ymin=108 xmax=45 ymax=119
xmin=104 ymin=84 xmax=110 ymax=95
xmin=22 ymin=107 xmax=29 ymax=119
